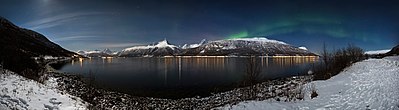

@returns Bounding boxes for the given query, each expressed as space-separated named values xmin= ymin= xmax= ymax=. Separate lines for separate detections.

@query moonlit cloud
xmin=94 ymin=43 xmax=144 ymax=48
xmin=23 ymin=12 xmax=108 ymax=30
xmin=52 ymin=35 xmax=100 ymax=42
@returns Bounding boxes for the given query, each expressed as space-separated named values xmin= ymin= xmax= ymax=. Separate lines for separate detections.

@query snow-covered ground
xmin=222 ymin=56 xmax=399 ymax=110
xmin=0 ymin=70 xmax=87 ymax=110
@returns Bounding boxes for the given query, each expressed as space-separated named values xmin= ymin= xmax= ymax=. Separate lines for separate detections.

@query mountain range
xmin=114 ymin=37 xmax=317 ymax=57
xmin=77 ymin=49 xmax=119 ymax=57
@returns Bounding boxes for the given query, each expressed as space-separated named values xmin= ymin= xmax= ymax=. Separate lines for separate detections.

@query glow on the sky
xmin=224 ymin=14 xmax=380 ymax=44
xmin=227 ymin=31 xmax=248 ymax=39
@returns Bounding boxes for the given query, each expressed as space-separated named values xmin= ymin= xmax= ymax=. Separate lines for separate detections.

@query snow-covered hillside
xmin=119 ymin=39 xmax=181 ymax=57
xmin=181 ymin=37 xmax=315 ymax=56
xmin=222 ymin=56 xmax=399 ymax=110
xmin=0 ymin=70 xmax=87 ymax=109
xmin=123 ymin=39 xmax=177 ymax=51
xmin=365 ymin=49 xmax=390 ymax=55
xmin=181 ymin=39 xmax=207 ymax=49
xmin=298 ymin=46 xmax=308 ymax=51
xmin=77 ymin=48 xmax=118 ymax=57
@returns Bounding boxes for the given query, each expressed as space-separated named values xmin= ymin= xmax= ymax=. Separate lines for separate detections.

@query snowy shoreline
xmin=3 ymin=56 xmax=397 ymax=109
xmin=221 ymin=56 xmax=399 ymax=109
xmin=0 ymin=69 xmax=88 ymax=110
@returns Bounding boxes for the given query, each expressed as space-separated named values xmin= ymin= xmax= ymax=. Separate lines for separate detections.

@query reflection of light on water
xmin=107 ymin=57 xmax=113 ymax=63
xmin=101 ymin=57 xmax=113 ymax=64
xmin=271 ymin=56 xmax=319 ymax=67
xmin=159 ymin=56 xmax=316 ymax=86
xmin=160 ymin=57 xmax=229 ymax=84
xmin=178 ymin=57 xmax=181 ymax=81
xmin=260 ymin=57 xmax=269 ymax=67
xmin=79 ymin=58 xmax=84 ymax=68
xmin=184 ymin=57 xmax=226 ymax=70
xmin=71 ymin=59 xmax=75 ymax=66
xmin=164 ymin=58 xmax=174 ymax=86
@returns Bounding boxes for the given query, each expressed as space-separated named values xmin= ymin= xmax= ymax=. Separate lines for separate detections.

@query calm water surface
xmin=53 ymin=57 xmax=319 ymax=98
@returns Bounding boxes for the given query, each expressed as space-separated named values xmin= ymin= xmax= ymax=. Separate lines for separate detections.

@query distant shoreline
xmin=78 ymin=55 xmax=319 ymax=59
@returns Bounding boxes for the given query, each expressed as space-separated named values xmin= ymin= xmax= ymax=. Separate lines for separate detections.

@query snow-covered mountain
xmin=365 ymin=49 xmax=390 ymax=55
xmin=119 ymin=37 xmax=316 ymax=57
xmin=181 ymin=39 xmax=207 ymax=49
xmin=119 ymin=39 xmax=181 ymax=57
xmin=180 ymin=37 xmax=316 ymax=56
xmin=77 ymin=48 xmax=118 ymax=57
xmin=386 ymin=45 xmax=399 ymax=56
xmin=298 ymin=46 xmax=308 ymax=51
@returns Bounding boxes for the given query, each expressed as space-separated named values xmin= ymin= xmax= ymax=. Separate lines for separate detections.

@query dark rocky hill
xmin=0 ymin=17 xmax=76 ymax=78
xmin=385 ymin=45 xmax=399 ymax=56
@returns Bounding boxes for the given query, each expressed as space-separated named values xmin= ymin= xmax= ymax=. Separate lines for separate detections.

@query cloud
xmin=52 ymin=35 xmax=99 ymax=42
xmin=93 ymin=43 xmax=143 ymax=48
xmin=23 ymin=12 xmax=108 ymax=30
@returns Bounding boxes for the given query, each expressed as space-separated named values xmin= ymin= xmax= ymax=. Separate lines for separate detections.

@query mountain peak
xmin=199 ymin=39 xmax=207 ymax=45
xmin=103 ymin=48 xmax=113 ymax=54
xmin=155 ymin=39 xmax=172 ymax=47
xmin=122 ymin=39 xmax=178 ymax=52
xmin=298 ymin=46 xmax=308 ymax=51
xmin=181 ymin=39 xmax=207 ymax=49
xmin=0 ymin=17 xmax=18 ymax=29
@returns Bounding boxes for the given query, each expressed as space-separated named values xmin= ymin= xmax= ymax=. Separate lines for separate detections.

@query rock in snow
xmin=0 ymin=70 xmax=87 ymax=109
xmin=222 ymin=56 xmax=399 ymax=110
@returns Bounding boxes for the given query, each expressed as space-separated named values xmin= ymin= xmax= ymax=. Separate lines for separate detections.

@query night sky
xmin=1 ymin=0 xmax=398 ymax=52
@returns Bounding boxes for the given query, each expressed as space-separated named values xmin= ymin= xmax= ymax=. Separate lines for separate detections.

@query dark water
xmin=53 ymin=56 xmax=319 ymax=99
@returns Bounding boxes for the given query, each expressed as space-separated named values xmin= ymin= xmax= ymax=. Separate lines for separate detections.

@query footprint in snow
xmin=49 ymin=98 xmax=62 ymax=105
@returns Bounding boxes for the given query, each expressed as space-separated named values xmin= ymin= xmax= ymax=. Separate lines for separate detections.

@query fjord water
xmin=54 ymin=57 xmax=318 ymax=99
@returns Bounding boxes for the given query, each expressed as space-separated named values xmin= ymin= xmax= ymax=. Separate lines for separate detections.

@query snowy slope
xmin=365 ymin=49 xmax=390 ymax=55
xmin=221 ymin=56 xmax=399 ymax=110
xmin=77 ymin=48 xmax=118 ymax=57
xmin=0 ymin=70 xmax=87 ymax=109
xmin=122 ymin=39 xmax=177 ymax=51
xmin=298 ymin=46 xmax=308 ymax=51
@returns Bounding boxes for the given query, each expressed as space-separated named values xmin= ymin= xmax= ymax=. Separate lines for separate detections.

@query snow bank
xmin=0 ymin=70 xmax=87 ymax=109
xmin=222 ymin=56 xmax=399 ymax=110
